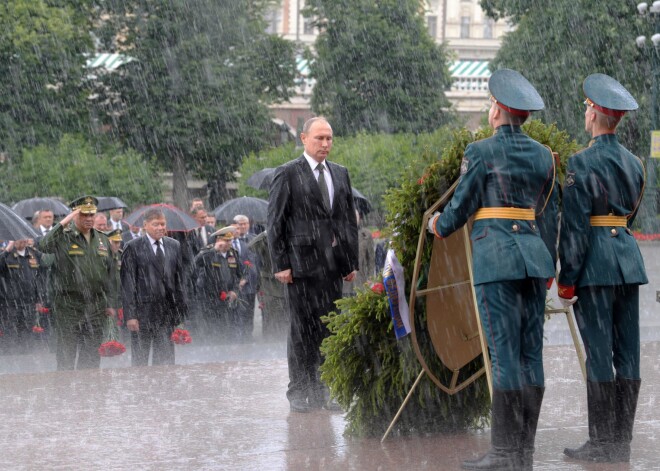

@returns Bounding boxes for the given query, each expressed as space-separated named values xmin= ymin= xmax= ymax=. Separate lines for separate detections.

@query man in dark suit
xmin=267 ymin=117 xmax=359 ymax=413
xmin=121 ymin=208 xmax=188 ymax=366
xmin=191 ymin=207 xmax=215 ymax=255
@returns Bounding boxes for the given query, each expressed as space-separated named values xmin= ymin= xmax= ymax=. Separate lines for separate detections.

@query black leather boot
xmin=564 ymin=380 xmax=616 ymax=462
xmin=610 ymin=377 xmax=641 ymax=463
xmin=462 ymin=389 xmax=523 ymax=470
xmin=520 ymin=386 xmax=545 ymax=470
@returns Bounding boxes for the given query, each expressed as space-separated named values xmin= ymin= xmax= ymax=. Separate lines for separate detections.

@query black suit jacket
xmin=267 ymin=155 xmax=358 ymax=279
xmin=120 ymin=235 xmax=187 ymax=327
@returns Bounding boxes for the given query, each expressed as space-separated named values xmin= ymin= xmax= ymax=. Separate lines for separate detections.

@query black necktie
xmin=316 ymin=163 xmax=331 ymax=211
xmin=155 ymin=240 xmax=165 ymax=272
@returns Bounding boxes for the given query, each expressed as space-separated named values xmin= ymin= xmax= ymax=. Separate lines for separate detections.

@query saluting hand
xmin=59 ymin=208 xmax=80 ymax=227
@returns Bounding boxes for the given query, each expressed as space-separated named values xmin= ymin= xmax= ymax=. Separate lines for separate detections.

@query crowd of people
xmin=0 ymin=197 xmax=293 ymax=364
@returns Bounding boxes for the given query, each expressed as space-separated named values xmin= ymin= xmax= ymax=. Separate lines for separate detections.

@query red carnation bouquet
xmin=32 ymin=312 xmax=45 ymax=334
xmin=171 ymin=325 xmax=192 ymax=345
xmin=98 ymin=314 xmax=126 ymax=357
xmin=370 ymin=282 xmax=385 ymax=295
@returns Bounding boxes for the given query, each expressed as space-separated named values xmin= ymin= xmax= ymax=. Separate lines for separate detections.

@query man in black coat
xmin=121 ymin=208 xmax=188 ymax=366
xmin=267 ymin=117 xmax=359 ymax=412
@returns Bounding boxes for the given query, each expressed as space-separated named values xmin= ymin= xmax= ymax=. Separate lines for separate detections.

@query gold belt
xmin=590 ymin=215 xmax=627 ymax=227
xmin=474 ymin=207 xmax=536 ymax=221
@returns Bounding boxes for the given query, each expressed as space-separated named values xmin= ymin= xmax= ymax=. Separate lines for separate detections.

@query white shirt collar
xmin=303 ymin=152 xmax=326 ymax=172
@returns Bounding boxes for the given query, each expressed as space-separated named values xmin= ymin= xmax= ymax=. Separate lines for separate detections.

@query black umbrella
xmin=124 ymin=204 xmax=199 ymax=232
xmin=351 ymin=187 xmax=372 ymax=215
xmin=96 ymin=196 xmax=128 ymax=212
xmin=11 ymin=197 xmax=71 ymax=220
xmin=0 ymin=203 xmax=40 ymax=240
xmin=246 ymin=168 xmax=276 ymax=190
xmin=213 ymin=197 xmax=269 ymax=224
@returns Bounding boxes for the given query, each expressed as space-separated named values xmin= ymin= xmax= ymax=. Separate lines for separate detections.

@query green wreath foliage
xmin=320 ymin=120 xmax=579 ymax=438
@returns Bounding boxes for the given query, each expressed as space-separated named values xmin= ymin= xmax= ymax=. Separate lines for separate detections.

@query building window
xmin=483 ymin=19 xmax=494 ymax=39
xmin=427 ymin=16 xmax=437 ymax=39
xmin=460 ymin=16 xmax=470 ymax=39
xmin=303 ymin=17 xmax=315 ymax=35
xmin=265 ymin=8 xmax=280 ymax=34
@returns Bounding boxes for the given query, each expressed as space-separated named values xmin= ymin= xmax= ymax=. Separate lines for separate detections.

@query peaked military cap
xmin=211 ymin=226 xmax=236 ymax=241
xmin=583 ymin=73 xmax=638 ymax=117
xmin=106 ymin=229 xmax=123 ymax=242
xmin=489 ymin=68 xmax=545 ymax=116
xmin=70 ymin=195 xmax=98 ymax=214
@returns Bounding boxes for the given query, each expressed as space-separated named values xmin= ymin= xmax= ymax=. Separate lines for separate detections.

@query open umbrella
xmin=11 ymin=197 xmax=71 ymax=220
xmin=246 ymin=168 xmax=276 ymax=191
xmin=0 ymin=203 xmax=40 ymax=240
xmin=213 ymin=197 xmax=269 ymax=224
xmin=351 ymin=187 xmax=372 ymax=215
xmin=96 ymin=196 xmax=128 ymax=212
xmin=124 ymin=203 xmax=199 ymax=232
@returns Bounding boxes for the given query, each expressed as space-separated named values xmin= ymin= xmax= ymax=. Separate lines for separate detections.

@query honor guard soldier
xmin=39 ymin=196 xmax=117 ymax=370
xmin=429 ymin=69 xmax=559 ymax=470
xmin=558 ymin=74 xmax=647 ymax=463
xmin=193 ymin=226 xmax=245 ymax=340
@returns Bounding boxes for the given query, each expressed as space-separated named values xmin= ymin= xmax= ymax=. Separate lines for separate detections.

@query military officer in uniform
xmin=558 ymin=74 xmax=647 ymax=463
xmin=429 ymin=69 xmax=559 ymax=470
xmin=0 ymin=239 xmax=47 ymax=352
xmin=106 ymin=229 xmax=123 ymax=319
xmin=39 ymin=196 xmax=117 ymax=370
xmin=194 ymin=227 xmax=245 ymax=340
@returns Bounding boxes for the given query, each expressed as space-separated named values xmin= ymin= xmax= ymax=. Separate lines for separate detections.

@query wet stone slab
xmin=0 ymin=343 xmax=659 ymax=470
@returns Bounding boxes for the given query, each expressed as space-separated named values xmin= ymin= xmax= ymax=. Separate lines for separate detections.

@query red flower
xmin=243 ymin=260 xmax=253 ymax=267
xmin=220 ymin=291 xmax=228 ymax=301
xmin=171 ymin=328 xmax=192 ymax=345
xmin=32 ymin=326 xmax=45 ymax=334
xmin=258 ymin=302 xmax=265 ymax=310
xmin=98 ymin=340 xmax=126 ymax=357
xmin=36 ymin=306 xmax=50 ymax=314
xmin=371 ymin=230 xmax=382 ymax=239
xmin=370 ymin=282 xmax=385 ymax=295
xmin=117 ymin=308 xmax=124 ymax=326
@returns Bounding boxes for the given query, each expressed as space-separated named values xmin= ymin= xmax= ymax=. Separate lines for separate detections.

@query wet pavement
xmin=0 ymin=343 xmax=659 ymax=470
xmin=0 ymin=242 xmax=657 ymax=470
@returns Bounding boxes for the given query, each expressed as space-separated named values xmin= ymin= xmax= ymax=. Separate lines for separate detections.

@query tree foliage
xmin=237 ymin=127 xmax=459 ymax=222
xmin=99 ymin=0 xmax=297 ymax=207
xmin=320 ymin=120 xmax=578 ymax=437
xmin=480 ymin=0 xmax=649 ymax=155
xmin=0 ymin=0 xmax=94 ymax=155
xmin=0 ymin=134 xmax=162 ymax=208
xmin=304 ymin=0 xmax=454 ymax=136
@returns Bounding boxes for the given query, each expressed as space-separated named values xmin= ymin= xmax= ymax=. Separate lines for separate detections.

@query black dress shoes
xmin=289 ymin=398 xmax=312 ymax=413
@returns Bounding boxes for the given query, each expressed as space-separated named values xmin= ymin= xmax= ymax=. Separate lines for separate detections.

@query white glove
xmin=427 ymin=212 xmax=441 ymax=234
xmin=560 ymin=296 xmax=578 ymax=308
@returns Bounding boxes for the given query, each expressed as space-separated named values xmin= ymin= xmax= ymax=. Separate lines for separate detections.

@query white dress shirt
xmin=304 ymin=153 xmax=334 ymax=209
xmin=146 ymin=234 xmax=164 ymax=255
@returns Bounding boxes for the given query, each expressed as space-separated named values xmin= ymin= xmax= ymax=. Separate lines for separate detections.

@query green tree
xmin=480 ymin=0 xmax=648 ymax=155
xmin=103 ymin=0 xmax=297 ymax=209
xmin=0 ymin=0 xmax=94 ymax=155
xmin=1 ymin=134 xmax=162 ymax=208
xmin=304 ymin=0 xmax=454 ymax=136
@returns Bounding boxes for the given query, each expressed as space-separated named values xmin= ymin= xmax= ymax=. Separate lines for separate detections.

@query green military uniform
xmin=559 ymin=74 xmax=647 ymax=463
xmin=0 ymin=245 xmax=47 ymax=351
xmin=431 ymin=69 xmax=559 ymax=471
xmin=39 ymin=196 xmax=117 ymax=370
xmin=193 ymin=229 xmax=243 ymax=339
